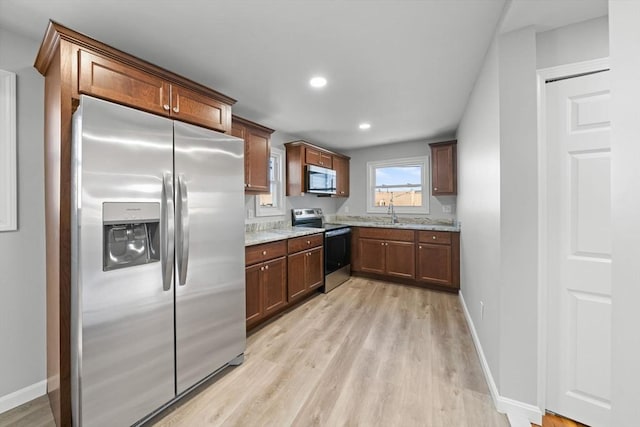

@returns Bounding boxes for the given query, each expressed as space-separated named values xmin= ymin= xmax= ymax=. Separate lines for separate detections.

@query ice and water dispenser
xmin=103 ymin=202 xmax=161 ymax=271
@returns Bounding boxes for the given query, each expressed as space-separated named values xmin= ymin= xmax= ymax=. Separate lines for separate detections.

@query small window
xmin=366 ymin=157 xmax=429 ymax=214
xmin=256 ymin=148 xmax=285 ymax=216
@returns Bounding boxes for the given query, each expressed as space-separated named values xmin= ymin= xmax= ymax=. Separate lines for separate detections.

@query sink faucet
xmin=387 ymin=200 xmax=398 ymax=224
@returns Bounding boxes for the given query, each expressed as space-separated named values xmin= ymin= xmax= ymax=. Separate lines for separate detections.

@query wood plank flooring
xmin=0 ymin=277 xmax=508 ymax=427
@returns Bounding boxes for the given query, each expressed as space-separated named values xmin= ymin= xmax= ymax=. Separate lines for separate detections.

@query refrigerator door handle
xmin=176 ymin=174 xmax=190 ymax=286
xmin=161 ymin=172 xmax=175 ymax=291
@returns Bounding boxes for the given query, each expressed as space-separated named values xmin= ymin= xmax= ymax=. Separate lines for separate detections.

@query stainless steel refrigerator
xmin=70 ymin=95 xmax=246 ymax=426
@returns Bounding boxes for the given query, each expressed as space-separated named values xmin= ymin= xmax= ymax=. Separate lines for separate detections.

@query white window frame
xmin=255 ymin=147 xmax=285 ymax=217
xmin=0 ymin=70 xmax=17 ymax=231
xmin=366 ymin=156 xmax=430 ymax=214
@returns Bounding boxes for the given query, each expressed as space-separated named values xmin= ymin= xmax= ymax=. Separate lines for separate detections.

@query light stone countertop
xmin=245 ymin=226 xmax=324 ymax=246
xmin=244 ymin=222 xmax=460 ymax=247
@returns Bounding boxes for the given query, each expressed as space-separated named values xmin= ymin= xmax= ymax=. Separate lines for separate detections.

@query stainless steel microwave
xmin=306 ymin=165 xmax=336 ymax=195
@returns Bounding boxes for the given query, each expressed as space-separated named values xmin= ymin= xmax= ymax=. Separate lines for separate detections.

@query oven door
xmin=325 ymin=227 xmax=351 ymax=275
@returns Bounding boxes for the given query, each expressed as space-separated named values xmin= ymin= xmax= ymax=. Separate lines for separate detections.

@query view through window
xmin=367 ymin=157 xmax=429 ymax=214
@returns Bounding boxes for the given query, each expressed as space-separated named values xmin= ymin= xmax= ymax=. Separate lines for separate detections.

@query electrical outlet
xmin=480 ymin=301 xmax=485 ymax=320
xmin=442 ymin=204 xmax=452 ymax=213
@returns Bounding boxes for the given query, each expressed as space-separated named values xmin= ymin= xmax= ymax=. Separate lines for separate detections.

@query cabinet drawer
xmin=288 ymin=233 xmax=323 ymax=253
xmin=358 ymin=227 xmax=415 ymax=242
xmin=245 ymin=240 xmax=287 ymax=266
xmin=417 ymin=231 xmax=452 ymax=245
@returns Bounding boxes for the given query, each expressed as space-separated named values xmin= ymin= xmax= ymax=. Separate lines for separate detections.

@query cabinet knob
xmin=262 ymin=250 xmax=267 ymax=255
xmin=434 ymin=187 xmax=438 ymax=191
xmin=381 ymin=242 xmax=384 ymax=246
xmin=163 ymin=104 xmax=170 ymax=111
xmin=260 ymin=266 xmax=265 ymax=271
xmin=173 ymin=106 xmax=179 ymax=113
xmin=247 ymin=184 xmax=252 ymax=188
xmin=307 ymin=240 xmax=311 ymax=245
xmin=432 ymin=236 xmax=437 ymax=240
xmin=419 ymin=246 xmax=422 ymax=249
xmin=265 ymin=264 xmax=269 ymax=270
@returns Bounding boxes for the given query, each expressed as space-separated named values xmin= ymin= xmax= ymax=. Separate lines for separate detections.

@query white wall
xmin=456 ymin=39 xmax=502 ymax=390
xmin=338 ymin=140 xmax=457 ymax=220
xmin=498 ymin=25 xmax=539 ymax=406
xmin=609 ymin=2 xmax=640 ymax=425
xmin=536 ymin=16 xmax=609 ymax=69
xmin=0 ymin=28 xmax=46 ymax=406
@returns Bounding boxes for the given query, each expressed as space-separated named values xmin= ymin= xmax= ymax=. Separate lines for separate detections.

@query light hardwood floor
xmin=0 ymin=277 xmax=508 ymax=426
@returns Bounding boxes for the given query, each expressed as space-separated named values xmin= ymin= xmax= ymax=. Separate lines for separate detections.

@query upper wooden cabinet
xmin=305 ymin=146 xmax=333 ymax=168
xmin=284 ymin=140 xmax=350 ymax=197
xmin=332 ymin=155 xmax=350 ymax=197
xmin=39 ymin=22 xmax=235 ymax=133
xmin=429 ymin=140 xmax=457 ymax=195
xmin=231 ymin=116 xmax=274 ymax=193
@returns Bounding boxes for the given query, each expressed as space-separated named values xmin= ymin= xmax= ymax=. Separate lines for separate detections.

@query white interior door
xmin=546 ymin=70 xmax=611 ymax=426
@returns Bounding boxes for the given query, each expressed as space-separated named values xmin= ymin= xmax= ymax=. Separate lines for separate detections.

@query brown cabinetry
xmin=352 ymin=227 xmax=460 ymax=291
xmin=355 ymin=228 xmax=415 ymax=279
xmin=284 ymin=140 xmax=350 ymax=197
xmin=416 ymin=231 xmax=460 ymax=288
xmin=76 ymin=49 xmax=232 ymax=133
xmin=231 ymin=115 xmax=274 ymax=193
xmin=333 ymin=155 xmax=350 ymax=197
xmin=429 ymin=140 xmax=457 ymax=195
xmin=245 ymin=241 xmax=288 ymax=328
xmin=287 ymin=234 xmax=324 ymax=301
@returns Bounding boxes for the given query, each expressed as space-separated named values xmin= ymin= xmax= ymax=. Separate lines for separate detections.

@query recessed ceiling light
xmin=309 ymin=76 xmax=327 ymax=88
xmin=359 ymin=123 xmax=371 ymax=130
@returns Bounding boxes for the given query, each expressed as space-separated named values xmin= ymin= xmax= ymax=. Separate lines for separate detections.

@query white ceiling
xmin=0 ymin=0 xmax=607 ymax=151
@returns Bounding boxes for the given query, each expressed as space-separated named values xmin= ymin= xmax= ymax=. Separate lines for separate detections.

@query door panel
xmin=174 ymin=121 xmax=246 ymax=394
xmin=73 ymin=96 xmax=174 ymax=426
xmin=263 ymin=257 xmax=286 ymax=314
xmin=386 ymin=241 xmax=415 ymax=279
xmin=546 ymin=71 xmax=611 ymax=426
xmin=306 ymin=247 xmax=324 ymax=290
xmin=359 ymin=238 xmax=386 ymax=274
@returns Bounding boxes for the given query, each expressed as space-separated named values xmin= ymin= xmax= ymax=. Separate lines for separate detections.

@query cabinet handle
xmin=173 ymin=106 xmax=179 ymax=113
xmin=262 ymin=250 xmax=267 ymax=255
xmin=265 ymin=264 xmax=269 ymax=270
xmin=163 ymin=104 xmax=170 ymax=111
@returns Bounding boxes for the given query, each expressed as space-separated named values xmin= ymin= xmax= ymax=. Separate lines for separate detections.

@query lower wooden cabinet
xmin=287 ymin=235 xmax=324 ymax=301
xmin=245 ymin=256 xmax=287 ymax=328
xmin=416 ymin=230 xmax=459 ymax=288
xmin=356 ymin=228 xmax=416 ymax=279
xmin=352 ymin=227 xmax=460 ymax=291
xmin=246 ymin=233 xmax=324 ymax=329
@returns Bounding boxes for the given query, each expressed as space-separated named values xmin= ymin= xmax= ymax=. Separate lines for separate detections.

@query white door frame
xmin=536 ymin=57 xmax=610 ymax=417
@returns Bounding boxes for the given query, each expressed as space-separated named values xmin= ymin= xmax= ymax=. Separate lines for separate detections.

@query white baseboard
xmin=0 ymin=380 xmax=47 ymax=415
xmin=459 ymin=293 xmax=543 ymax=426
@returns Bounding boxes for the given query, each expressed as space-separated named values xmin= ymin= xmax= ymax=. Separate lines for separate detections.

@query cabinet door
xmin=386 ymin=241 xmax=415 ymax=279
xmin=288 ymin=251 xmax=307 ymax=301
xmin=306 ymin=247 xmax=324 ymax=290
xmin=431 ymin=142 xmax=457 ymax=195
xmin=245 ymin=128 xmax=271 ymax=193
xmin=359 ymin=238 xmax=386 ymax=274
xmin=305 ymin=147 xmax=332 ymax=168
xmin=78 ymin=49 xmax=170 ymax=116
xmin=417 ymin=243 xmax=452 ymax=285
xmin=171 ymin=85 xmax=231 ymax=133
xmin=333 ymin=156 xmax=350 ymax=197
xmin=263 ymin=257 xmax=287 ymax=315
xmin=245 ymin=264 xmax=263 ymax=327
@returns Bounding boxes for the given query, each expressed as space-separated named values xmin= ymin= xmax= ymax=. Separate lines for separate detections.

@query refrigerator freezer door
xmin=173 ymin=121 xmax=246 ymax=394
xmin=72 ymin=96 xmax=175 ymax=426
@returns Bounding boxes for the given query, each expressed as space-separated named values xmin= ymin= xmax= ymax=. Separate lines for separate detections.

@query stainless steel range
xmin=291 ymin=208 xmax=351 ymax=292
